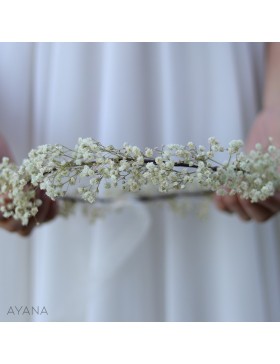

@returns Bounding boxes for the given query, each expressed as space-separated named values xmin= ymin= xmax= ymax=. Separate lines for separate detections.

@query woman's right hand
xmin=0 ymin=134 xmax=58 ymax=237
xmin=0 ymin=189 xmax=58 ymax=236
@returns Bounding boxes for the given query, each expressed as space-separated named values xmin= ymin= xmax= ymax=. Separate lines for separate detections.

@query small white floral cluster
xmin=0 ymin=157 xmax=42 ymax=225
xmin=1 ymin=137 xmax=280 ymax=225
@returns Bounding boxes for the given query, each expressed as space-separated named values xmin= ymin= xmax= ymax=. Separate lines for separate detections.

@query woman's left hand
xmin=214 ymin=107 xmax=280 ymax=222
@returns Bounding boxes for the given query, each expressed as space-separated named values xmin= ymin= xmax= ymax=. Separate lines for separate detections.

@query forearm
xmin=263 ymin=42 xmax=280 ymax=109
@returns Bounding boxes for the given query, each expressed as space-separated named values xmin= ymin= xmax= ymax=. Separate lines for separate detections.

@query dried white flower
xmin=1 ymin=137 xmax=280 ymax=225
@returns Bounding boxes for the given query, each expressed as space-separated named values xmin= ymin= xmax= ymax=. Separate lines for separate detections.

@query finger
xmin=36 ymin=191 xmax=58 ymax=223
xmin=18 ymin=220 xmax=37 ymax=236
xmin=0 ymin=217 xmax=24 ymax=232
xmin=221 ymin=195 xmax=251 ymax=221
xmin=213 ymin=194 xmax=233 ymax=214
xmin=258 ymin=198 xmax=280 ymax=213
xmin=34 ymin=191 xmax=52 ymax=224
xmin=237 ymin=196 xmax=274 ymax=222
xmin=44 ymin=200 xmax=58 ymax=222
xmin=20 ymin=193 xmax=58 ymax=235
xmin=18 ymin=193 xmax=53 ymax=236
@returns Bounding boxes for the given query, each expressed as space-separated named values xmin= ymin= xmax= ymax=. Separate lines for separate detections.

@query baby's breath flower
xmin=228 ymin=140 xmax=244 ymax=154
xmin=1 ymin=136 xmax=280 ymax=226
xmin=268 ymin=145 xmax=276 ymax=154
xmin=144 ymin=148 xmax=153 ymax=158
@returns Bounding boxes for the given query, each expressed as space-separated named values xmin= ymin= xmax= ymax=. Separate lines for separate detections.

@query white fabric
xmin=1 ymin=42 xmax=280 ymax=321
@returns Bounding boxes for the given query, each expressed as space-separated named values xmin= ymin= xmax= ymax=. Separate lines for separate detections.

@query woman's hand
xmin=0 ymin=134 xmax=58 ymax=236
xmin=214 ymin=191 xmax=280 ymax=222
xmin=0 ymin=189 xmax=58 ymax=236
xmin=214 ymin=107 xmax=280 ymax=222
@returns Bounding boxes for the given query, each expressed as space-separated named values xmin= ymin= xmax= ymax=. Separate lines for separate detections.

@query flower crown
xmin=1 ymin=137 xmax=279 ymax=225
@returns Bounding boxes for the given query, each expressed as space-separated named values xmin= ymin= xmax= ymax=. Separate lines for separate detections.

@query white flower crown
xmin=1 ymin=137 xmax=279 ymax=225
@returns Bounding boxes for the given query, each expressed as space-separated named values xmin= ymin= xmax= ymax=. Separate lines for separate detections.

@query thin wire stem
xmin=58 ymin=189 xmax=214 ymax=204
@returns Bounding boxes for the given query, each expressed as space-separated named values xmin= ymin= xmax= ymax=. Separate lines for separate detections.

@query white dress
xmin=1 ymin=42 xmax=280 ymax=321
